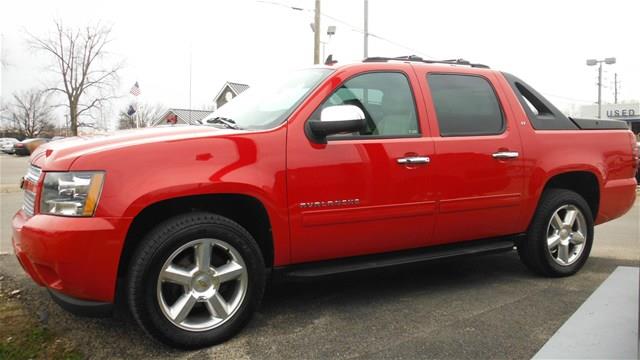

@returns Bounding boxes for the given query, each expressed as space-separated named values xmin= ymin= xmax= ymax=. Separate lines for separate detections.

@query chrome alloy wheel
xmin=156 ymin=238 xmax=248 ymax=331
xmin=546 ymin=205 xmax=587 ymax=266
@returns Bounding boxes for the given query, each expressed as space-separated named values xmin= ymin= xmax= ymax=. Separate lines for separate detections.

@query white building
xmin=212 ymin=82 xmax=249 ymax=110
xmin=151 ymin=109 xmax=213 ymax=127
xmin=579 ymin=103 xmax=640 ymax=135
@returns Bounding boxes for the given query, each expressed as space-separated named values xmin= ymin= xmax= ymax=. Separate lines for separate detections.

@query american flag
xmin=130 ymin=81 xmax=141 ymax=96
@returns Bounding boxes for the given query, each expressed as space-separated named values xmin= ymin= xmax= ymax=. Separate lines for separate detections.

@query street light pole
xmin=597 ymin=62 xmax=602 ymax=119
xmin=614 ymin=73 xmax=618 ymax=104
xmin=586 ymin=57 xmax=616 ymax=119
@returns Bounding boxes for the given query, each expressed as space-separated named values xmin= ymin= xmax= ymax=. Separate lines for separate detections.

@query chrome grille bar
xmin=22 ymin=164 xmax=42 ymax=218
xmin=25 ymin=165 xmax=42 ymax=183
xmin=23 ymin=191 xmax=36 ymax=217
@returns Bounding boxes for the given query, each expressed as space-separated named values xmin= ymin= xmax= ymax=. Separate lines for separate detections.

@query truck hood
xmin=30 ymin=126 xmax=238 ymax=170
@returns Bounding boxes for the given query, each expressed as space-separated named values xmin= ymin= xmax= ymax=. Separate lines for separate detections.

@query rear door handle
xmin=397 ymin=156 xmax=430 ymax=165
xmin=492 ymin=151 xmax=519 ymax=159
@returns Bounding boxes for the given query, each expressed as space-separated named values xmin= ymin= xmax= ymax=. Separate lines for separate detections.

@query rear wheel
xmin=127 ymin=212 xmax=265 ymax=349
xmin=518 ymin=189 xmax=594 ymax=277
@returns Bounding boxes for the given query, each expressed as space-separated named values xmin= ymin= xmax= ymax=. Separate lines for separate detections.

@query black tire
xmin=518 ymin=189 xmax=594 ymax=277
xmin=127 ymin=212 xmax=266 ymax=349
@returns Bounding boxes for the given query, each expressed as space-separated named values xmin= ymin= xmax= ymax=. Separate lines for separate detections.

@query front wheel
xmin=127 ymin=213 xmax=266 ymax=349
xmin=518 ymin=189 xmax=594 ymax=277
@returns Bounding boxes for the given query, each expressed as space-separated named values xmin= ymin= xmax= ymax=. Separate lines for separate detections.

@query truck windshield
xmin=203 ymin=68 xmax=333 ymax=130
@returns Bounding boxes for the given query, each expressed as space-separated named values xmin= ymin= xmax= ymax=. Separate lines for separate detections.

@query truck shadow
xmin=259 ymin=252 xmax=635 ymax=314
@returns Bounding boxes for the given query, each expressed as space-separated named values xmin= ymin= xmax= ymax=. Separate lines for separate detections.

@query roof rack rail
xmin=363 ymin=55 xmax=490 ymax=69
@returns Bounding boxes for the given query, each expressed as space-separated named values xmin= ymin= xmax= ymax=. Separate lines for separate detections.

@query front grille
xmin=25 ymin=165 xmax=42 ymax=183
xmin=23 ymin=190 xmax=36 ymax=217
xmin=22 ymin=164 xmax=42 ymax=217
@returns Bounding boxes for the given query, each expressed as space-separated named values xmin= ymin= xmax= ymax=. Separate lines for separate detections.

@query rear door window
xmin=427 ymin=74 xmax=504 ymax=136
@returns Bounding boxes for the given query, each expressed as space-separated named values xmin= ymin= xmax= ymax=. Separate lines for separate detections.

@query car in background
xmin=50 ymin=136 xmax=66 ymax=142
xmin=0 ymin=138 xmax=19 ymax=154
xmin=14 ymin=138 xmax=48 ymax=156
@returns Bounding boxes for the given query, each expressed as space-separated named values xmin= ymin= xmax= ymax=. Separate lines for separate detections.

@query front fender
xmin=69 ymin=129 xmax=290 ymax=264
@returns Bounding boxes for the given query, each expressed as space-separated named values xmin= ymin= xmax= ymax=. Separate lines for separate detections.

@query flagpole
xmin=129 ymin=81 xmax=141 ymax=128
xmin=189 ymin=43 xmax=193 ymax=123
xmin=136 ymin=98 xmax=140 ymax=128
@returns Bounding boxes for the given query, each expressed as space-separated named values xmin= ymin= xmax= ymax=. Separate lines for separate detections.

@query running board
xmin=274 ymin=236 xmax=519 ymax=279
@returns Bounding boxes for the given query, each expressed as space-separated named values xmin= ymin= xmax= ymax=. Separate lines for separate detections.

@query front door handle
xmin=397 ymin=156 xmax=430 ymax=165
xmin=492 ymin=151 xmax=519 ymax=159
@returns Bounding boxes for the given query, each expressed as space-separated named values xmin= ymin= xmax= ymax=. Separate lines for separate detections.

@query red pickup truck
xmin=12 ymin=56 xmax=638 ymax=349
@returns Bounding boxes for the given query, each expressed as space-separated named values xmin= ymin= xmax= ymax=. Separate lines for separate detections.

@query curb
xmin=0 ymin=185 xmax=21 ymax=194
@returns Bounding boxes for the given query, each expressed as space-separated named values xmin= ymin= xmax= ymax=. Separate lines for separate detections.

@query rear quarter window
xmin=501 ymin=72 xmax=578 ymax=130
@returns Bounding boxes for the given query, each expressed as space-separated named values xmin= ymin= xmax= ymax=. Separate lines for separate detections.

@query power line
xmin=368 ymin=33 xmax=433 ymax=59
xmin=542 ymin=92 xmax=594 ymax=104
xmin=255 ymin=0 xmax=434 ymax=59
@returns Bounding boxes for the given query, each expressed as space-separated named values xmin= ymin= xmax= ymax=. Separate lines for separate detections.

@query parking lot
xmin=0 ymin=153 xmax=638 ymax=359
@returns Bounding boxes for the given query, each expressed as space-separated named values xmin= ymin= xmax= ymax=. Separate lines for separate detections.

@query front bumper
xmin=12 ymin=209 xmax=131 ymax=303
xmin=48 ymin=288 xmax=113 ymax=317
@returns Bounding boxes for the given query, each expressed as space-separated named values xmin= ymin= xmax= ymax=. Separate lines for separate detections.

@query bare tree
xmin=0 ymin=101 xmax=9 ymax=135
xmin=118 ymin=103 xmax=168 ymax=129
xmin=29 ymin=20 xmax=122 ymax=135
xmin=10 ymin=89 xmax=55 ymax=137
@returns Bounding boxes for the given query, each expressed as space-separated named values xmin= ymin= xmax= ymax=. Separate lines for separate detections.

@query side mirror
xmin=306 ymin=105 xmax=366 ymax=143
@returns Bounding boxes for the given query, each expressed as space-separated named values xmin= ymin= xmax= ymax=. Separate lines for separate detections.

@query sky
xmin=1 ymin=0 xmax=639 ymax=130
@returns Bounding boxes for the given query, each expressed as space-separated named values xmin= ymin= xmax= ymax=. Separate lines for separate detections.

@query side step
xmin=275 ymin=236 xmax=519 ymax=279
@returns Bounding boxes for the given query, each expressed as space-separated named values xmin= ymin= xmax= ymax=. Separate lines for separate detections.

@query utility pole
xmin=364 ymin=0 xmax=369 ymax=58
xmin=313 ymin=0 xmax=321 ymax=64
xmin=614 ymin=73 xmax=618 ymax=104
xmin=189 ymin=43 xmax=193 ymax=122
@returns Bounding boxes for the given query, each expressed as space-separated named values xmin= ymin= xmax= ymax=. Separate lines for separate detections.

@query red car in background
xmin=13 ymin=138 xmax=49 ymax=156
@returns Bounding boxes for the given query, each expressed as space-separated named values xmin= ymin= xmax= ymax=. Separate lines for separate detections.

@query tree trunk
xmin=70 ymin=103 xmax=78 ymax=136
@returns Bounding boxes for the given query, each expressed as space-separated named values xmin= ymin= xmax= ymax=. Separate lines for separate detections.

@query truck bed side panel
xmin=494 ymin=74 xmax=637 ymax=229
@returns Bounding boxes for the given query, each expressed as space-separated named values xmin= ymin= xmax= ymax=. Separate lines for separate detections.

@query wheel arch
xmin=539 ymin=170 xmax=601 ymax=221
xmin=115 ymin=193 xmax=275 ymax=301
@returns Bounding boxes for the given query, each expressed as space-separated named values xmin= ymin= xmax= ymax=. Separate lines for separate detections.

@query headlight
xmin=40 ymin=172 xmax=105 ymax=216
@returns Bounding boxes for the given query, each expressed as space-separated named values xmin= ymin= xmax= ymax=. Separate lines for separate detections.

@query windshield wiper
xmin=206 ymin=116 xmax=241 ymax=130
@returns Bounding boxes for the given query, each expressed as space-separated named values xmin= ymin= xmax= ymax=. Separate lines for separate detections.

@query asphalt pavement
xmin=0 ymin=154 xmax=28 ymax=254
xmin=0 ymin=152 xmax=28 ymax=188
xmin=0 ymin=152 xmax=638 ymax=359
